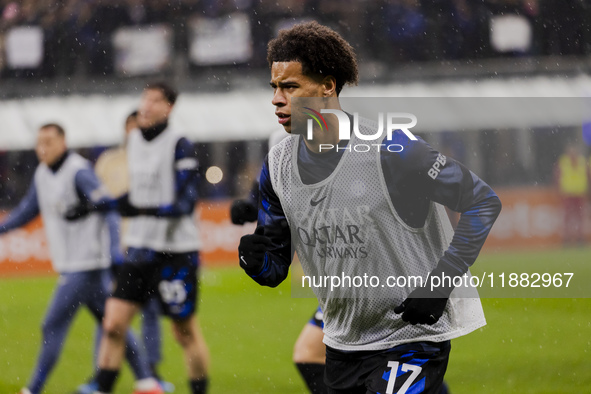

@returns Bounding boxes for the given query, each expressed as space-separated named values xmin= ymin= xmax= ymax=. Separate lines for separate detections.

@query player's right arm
xmin=0 ymin=183 xmax=40 ymax=234
xmin=238 ymin=156 xmax=292 ymax=287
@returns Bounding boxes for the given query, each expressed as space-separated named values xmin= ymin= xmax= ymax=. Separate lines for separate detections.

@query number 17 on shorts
xmin=385 ymin=361 xmax=423 ymax=394
xmin=367 ymin=342 xmax=450 ymax=394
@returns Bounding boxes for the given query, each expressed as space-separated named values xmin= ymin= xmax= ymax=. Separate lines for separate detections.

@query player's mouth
xmin=276 ymin=112 xmax=290 ymax=125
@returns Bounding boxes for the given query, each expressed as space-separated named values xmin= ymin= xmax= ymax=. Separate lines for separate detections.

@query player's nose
xmin=272 ymin=89 xmax=286 ymax=107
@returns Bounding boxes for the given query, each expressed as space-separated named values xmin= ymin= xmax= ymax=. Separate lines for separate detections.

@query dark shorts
xmin=113 ymin=251 xmax=199 ymax=320
xmin=325 ymin=341 xmax=451 ymax=394
xmin=308 ymin=305 xmax=325 ymax=329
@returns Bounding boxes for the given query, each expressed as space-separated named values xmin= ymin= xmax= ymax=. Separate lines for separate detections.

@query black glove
xmin=117 ymin=195 xmax=142 ymax=217
xmin=238 ymin=226 xmax=271 ymax=276
xmin=395 ymin=261 xmax=461 ymax=325
xmin=394 ymin=286 xmax=450 ymax=325
xmin=64 ymin=203 xmax=91 ymax=221
xmin=231 ymin=199 xmax=258 ymax=225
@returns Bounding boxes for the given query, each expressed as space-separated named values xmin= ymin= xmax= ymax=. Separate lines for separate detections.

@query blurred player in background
xmin=554 ymin=143 xmax=590 ymax=246
xmin=68 ymin=82 xmax=210 ymax=394
xmin=239 ymin=21 xmax=501 ymax=393
xmin=90 ymin=110 xmax=174 ymax=392
xmin=0 ymin=124 xmax=154 ymax=394
xmin=230 ymin=129 xmax=327 ymax=393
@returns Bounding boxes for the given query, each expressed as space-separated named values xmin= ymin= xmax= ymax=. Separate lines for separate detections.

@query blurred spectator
xmin=554 ymin=144 xmax=590 ymax=246
xmin=540 ymin=0 xmax=586 ymax=55
xmin=80 ymin=0 xmax=132 ymax=75
xmin=0 ymin=0 xmax=588 ymax=79
xmin=446 ymin=0 xmax=486 ymax=59
xmin=383 ymin=0 xmax=428 ymax=62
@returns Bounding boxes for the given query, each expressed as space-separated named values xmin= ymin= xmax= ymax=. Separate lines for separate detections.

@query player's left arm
xmin=418 ymin=146 xmax=501 ymax=278
xmin=387 ymin=135 xmax=501 ymax=324
xmin=74 ymin=168 xmax=123 ymax=262
xmin=388 ymin=135 xmax=501 ymax=276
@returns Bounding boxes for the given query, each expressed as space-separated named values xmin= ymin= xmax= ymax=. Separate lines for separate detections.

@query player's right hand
xmin=238 ymin=226 xmax=271 ymax=275
xmin=64 ymin=203 xmax=91 ymax=221
xmin=231 ymin=199 xmax=258 ymax=225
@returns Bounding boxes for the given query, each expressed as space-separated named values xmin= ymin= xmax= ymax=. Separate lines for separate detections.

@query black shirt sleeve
xmin=382 ymin=132 xmax=502 ymax=277
xmin=246 ymin=155 xmax=293 ymax=287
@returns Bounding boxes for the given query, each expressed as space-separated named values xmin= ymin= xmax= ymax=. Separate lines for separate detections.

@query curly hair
xmin=267 ymin=21 xmax=359 ymax=95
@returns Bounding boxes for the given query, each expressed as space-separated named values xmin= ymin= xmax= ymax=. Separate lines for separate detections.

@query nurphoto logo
xmin=302 ymin=109 xmax=418 ymax=152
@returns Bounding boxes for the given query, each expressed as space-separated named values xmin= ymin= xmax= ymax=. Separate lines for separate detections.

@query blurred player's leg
xmin=99 ymin=269 xmax=153 ymax=379
xmin=142 ymin=297 xmax=175 ymax=392
xmin=294 ymin=307 xmax=327 ymax=393
xmin=171 ymin=315 xmax=210 ymax=394
xmin=76 ymin=270 xmax=153 ymax=394
xmin=96 ymin=297 xmax=158 ymax=394
xmin=26 ymin=273 xmax=83 ymax=394
xmin=142 ymin=297 xmax=162 ymax=374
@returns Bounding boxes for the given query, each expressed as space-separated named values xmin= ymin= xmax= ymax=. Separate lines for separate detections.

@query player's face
xmin=137 ymin=89 xmax=173 ymax=129
xmin=36 ymin=127 xmax=67 ymax=165
xmin=270 ymin=61 xmax=326 ymax=133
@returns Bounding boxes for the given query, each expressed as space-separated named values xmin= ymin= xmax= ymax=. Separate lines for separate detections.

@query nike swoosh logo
xmin=240 ymin=255 xmax=247 ymax=265
xmin=310 ymin=196 xmax=327 ymax=206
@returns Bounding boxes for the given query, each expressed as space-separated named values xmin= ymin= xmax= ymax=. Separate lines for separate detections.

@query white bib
xmin=34 ymin=153 xmax=110 ymax=273
xmin=268 ymin=119 xmax=485 ymax=351
xmin=124 ymin=128 xmax=200 ymax=252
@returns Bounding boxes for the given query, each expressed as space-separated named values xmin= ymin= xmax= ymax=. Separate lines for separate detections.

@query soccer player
xmin=70 ymin=82 xmax=210 ymax=394
xmin=238 ymin=21 xmax=501 ymax=393
xmin=230 ymin=129 xmax=327 ymax=394
xmin=0 ymin=124 xmax=154 ymax=394
xmin=89 ymin=110 xmax=174 ymax=393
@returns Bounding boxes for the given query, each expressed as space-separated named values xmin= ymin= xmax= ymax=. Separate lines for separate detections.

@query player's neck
xmin=140 ymin=120 xmax=168 ymax=141
xmin=48 ymin=150 xmax=69 ymax=173
xmin=302 ymin=102 xmax=343 ymax=154
xmin=303 ymin=128 xmax=341 ymax=153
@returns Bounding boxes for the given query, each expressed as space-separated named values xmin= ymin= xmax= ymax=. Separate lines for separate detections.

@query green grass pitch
xmin=0 ymin=248 xmax=590 ymax=393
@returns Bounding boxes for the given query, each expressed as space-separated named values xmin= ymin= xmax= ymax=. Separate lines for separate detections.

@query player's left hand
xmin=64 ymin=203 xmax=91 ymax=221
xmin=394 ymin=286 xmax=449 ymax=325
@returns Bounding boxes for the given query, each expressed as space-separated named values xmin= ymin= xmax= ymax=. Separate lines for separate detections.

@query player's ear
xmin=165 ymin=101 xmax=175 ymax=115
xmin=321 ymin=76 xmax=337 ymax=97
